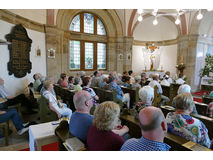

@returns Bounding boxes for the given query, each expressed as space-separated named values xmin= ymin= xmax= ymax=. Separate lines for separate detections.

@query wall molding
xmin=133 ymin=38 xmax=178 ymax=46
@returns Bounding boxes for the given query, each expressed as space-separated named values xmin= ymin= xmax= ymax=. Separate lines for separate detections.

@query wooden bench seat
xmin=120 ymin=115 xmax=212 ymax=151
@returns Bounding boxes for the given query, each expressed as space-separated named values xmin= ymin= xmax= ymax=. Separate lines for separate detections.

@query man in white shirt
xmin=161 ymin=75 xmax=170 ymax=87
xmin=165 ymin=71 xmax=173 ymax=84
xmin=175 ymin=74 xmax=185 ymax=85
xmin=149 ymin=74 xmax=170 ymax=106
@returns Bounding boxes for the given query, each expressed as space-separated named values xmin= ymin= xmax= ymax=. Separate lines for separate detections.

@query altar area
xmin=142 ymin=70 xmax=165 ymax=78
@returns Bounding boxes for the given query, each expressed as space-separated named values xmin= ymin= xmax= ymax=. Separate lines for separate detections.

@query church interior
xmin=0 ymin=5 xmax=213 ymax=153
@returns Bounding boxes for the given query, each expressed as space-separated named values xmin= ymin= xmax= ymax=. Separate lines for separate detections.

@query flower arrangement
xmin=176 ymin=63 xmax=185 ymax=70
xmin=200 ymin=54 xmax=213 ymax=77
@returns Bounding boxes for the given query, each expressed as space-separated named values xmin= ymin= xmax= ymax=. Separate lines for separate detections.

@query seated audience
xmin=59 ymin=73 xmax=68 ymax=88
xmin=108 ymin=74 xmax=130 ymax=108
xmin=40 ymin=76 xmax=56 ymax=96
xmin=82 ymin=76 xmax=99 ymax=103
xmin=117 ymin=73 xmax=123 ymax=86
xmin=100 ymin=75 xmax=109 ymax=89
xmin=136 ymin=86 xmax=154 ymax=112
xmin=79 ymin=71 xmax=86 ymax=80
xmin=140 ymin=72 xmax=147 ymax=86
xmin=149 ymin=74 xmax=170 ymax=106
xmin=207 ymin=102 xmax=213 ymax=118
xmin=128 ymin=70 xmax=135 ymax=84
xmin=73 ymin=77 xmax=82 ymax=92
xmin=87 ymin=101 xmax=127 ymax=151
xmin=132 ymin=76 xmax=141 ymax=88
xmin=37 ymin=76 xmax=45 ymax=92
xmin=43 ymin=80 xmax=72 ymax=119
xmin=33 ymin=73 xmax=42 ymax=91
xmin=210 ymin=90 xmax=213 ymax=98
xmin=121 ymin=107 xmax=170 ymax=151
xmin=176 ymin=84 xmax=198 ymax=114
xmin=165 ymin=71 xmax=173 ymax=84
xmin=57 ymin=73 xmax=66 ymax=84
xmin=68 ymin=76 xmax=75 ymax=90
xmin=0 ymin=107 xmax=29 ymax=135
xmin=147 ymin=74 xmax=153 ymax=82
xmin=69 ymin=91 xmax=94 ymax=144
xmin=161 ymin=75 xmax=170 ymax=87
xmin=122 ymin=76 xmax=131 ymax=88
xmin=90 ymin=71 xmax=101 ymax=88
xmin=122 ymin=71 xmax=129 ymax=82
xmin=175 ymin=73 xmax=185 ymax=85
xmin=0 ymin=77 xmax=34 ymax=113
xmin=166 ymin=93 xmax=212 ymax=148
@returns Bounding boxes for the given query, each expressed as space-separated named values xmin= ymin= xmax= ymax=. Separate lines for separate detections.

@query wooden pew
xmin=121 ymin=87 xmax=139 ymax=107
xmin=92 ymin=87 xmax=113 ymax=103
xmin=202 ymin=97 xmax=213 ymax=105
xmin=120 ymin=115 xmax=212 ymax=151
xmin=194 ymin=101 xmax=209 ymax=116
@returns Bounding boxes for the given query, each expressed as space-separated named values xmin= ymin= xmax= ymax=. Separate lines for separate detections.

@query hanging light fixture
xmin=138 ymin=15 xmax=143 ymax=22
xmin=137 ymin=9 xmax=143 ymax=14
xmin=153 ymin=17 xmax=158 ymax=25
xmin=197 ymin=10 xmax=203 ymax=20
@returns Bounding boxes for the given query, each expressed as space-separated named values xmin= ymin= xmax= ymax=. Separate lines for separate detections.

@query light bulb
xmin=197 ymin=10 xmax=203 ymax=20
xmin=137 ymin=9 xmax=143 ymax=14
xmin=153 ymin=18 xmax=158 ymax=25
xmin=175 ymin=18 xmax=180 ymax=25
xmin=138 ymin=15 xmax=143 ymax=22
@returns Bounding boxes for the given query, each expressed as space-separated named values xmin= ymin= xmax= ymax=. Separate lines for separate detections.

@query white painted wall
xmin=0 ymin=20 xmax=46 ymax=96
xmin=133 ymin=16 xmax=178 ymax=41
xmin=7 ymin=9 xmax=46 ymax=24
xmin=132 ymin=45 xmax=177 ymax=77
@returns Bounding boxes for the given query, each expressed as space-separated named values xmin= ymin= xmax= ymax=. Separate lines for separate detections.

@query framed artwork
xmin=48 ymin=48 xmax=55 ymax=58
xmin=36 ymin=47 xmax=41 ymax=57
xmin=118 ymin=53 xmax=123 ymax=60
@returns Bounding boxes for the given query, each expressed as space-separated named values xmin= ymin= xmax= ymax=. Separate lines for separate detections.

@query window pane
xmin=85 ymin=42 xmax=94 ymax=69
xmin=70 ymin=15 xmax=80 ymax=32
xmin=84 ymin=13 xmax=94 ymax=34
xmin=97 ymin=43 xmax=106 ymax=69
xmin=97 ymin=19 xmax=106 ymax=35
xmin=70 ymin=40 xmax=80 ymax=70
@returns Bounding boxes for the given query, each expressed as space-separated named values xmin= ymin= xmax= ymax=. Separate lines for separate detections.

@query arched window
xmin=69 ymin=12 xmax=107 ymax=71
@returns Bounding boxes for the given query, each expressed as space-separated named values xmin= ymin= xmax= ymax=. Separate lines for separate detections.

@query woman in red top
xmin=87 ymin=101 xmax=127 ymax=151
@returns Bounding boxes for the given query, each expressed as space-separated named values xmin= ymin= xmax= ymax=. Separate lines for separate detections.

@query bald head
xmin=73 ymin=90 xmax=92 ymax=111
xmin=139 ymin=107 xmax=165 ymax=131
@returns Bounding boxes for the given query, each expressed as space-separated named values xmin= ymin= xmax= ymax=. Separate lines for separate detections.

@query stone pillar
xmin=177 ymin=34 xmax=213 ymax=91
xmin=123 ymin=36 xmax=133 ymax=72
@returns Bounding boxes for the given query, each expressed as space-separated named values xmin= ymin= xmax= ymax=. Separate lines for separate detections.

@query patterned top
xmin=166 ymin=112 xmax=211 ymax=148
xmin=0 ymin=85 xmax=10 ymax=99
xmin=108 ymin=82 xmax=123 ymax=101
xmin=120 ymin=136 xmax=171 ymax=151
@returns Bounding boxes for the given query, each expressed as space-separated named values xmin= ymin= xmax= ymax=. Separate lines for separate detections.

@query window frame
xmin=69 ymin=12 xmax=108 ymax=71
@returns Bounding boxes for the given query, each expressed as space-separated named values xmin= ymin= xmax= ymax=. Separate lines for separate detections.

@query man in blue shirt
xmin=121 ymin=107 xmax=170 ymax=151
xmin=69 ymin=91 xmax=94 ymax=144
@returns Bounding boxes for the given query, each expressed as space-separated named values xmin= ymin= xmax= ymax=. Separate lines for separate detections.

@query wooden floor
xmin=0 ymin=112 xmax=39 ymax=150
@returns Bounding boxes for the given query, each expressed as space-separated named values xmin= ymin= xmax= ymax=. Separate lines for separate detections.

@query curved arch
xmin=131 ymin=14 xmax=181 ymax=38
xmin=180 ymin=14 xmax=187 ymax=35
xmin=127 ymin=9 xmax=137 ymax=36
xmin=189 ymin=10 xmax=207 ymax=35
xmin=56 ymin=9 xmax=123 ymax=37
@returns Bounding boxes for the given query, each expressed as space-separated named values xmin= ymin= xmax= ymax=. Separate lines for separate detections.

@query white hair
xmin=177 ymin=84 xmax=191 ymax=94
xmin=139 ymin=86 xmax=154 ymax=104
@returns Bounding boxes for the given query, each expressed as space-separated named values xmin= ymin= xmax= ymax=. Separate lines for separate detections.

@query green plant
xmin=176 ymin=63 xmax=185 ymax=70
xmin=200 ymin=54 xmax=213 ymax=77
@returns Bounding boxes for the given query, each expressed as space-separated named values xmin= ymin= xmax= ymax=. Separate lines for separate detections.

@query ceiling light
xmin=138 ymin=15 xmax=143 ymax=22
xmin=137 ymin=9 xmax=143 ymax=14
xmin=175 ymin=17 xmax=180 ymax=25
xmin=197 ymin=10 xmax=203 ymax=20
xmin=153 ymin=9 xmax=158 ymax=13
xmin=207 ymin=9 xmax=213 ymax=11
xmin=153 ymin=18 xmax=158 ymax=25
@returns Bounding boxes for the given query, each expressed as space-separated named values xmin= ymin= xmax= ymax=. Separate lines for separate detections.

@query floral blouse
xmin=166 ymin=112 xmax=211 ymax=148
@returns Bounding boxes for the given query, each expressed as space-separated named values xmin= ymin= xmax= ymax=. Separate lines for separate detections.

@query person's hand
xmin=122 ymin=125 xmax=129 ymax=133
xmin=0 ymin=110 xmax=6 ymax=115
xmin=57 ymin=113 xmax=62 ymax=119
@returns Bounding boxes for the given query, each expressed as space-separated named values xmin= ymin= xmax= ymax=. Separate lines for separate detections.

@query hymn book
xmin=64 ymin=137 xmax=85 ymax=151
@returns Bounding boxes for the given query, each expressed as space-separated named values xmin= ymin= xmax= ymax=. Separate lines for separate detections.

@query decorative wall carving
xmin=6 ymin=24 xmax=32 ymax=78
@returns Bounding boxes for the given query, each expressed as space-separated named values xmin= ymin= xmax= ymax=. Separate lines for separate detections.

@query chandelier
xmin=137 ymin=9 xmax=213 ymax=25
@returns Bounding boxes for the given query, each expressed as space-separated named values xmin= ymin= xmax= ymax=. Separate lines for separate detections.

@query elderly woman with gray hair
xmin=73 ymin=77 xmax=82 ymax=93
xmin=87 ymin=101 xmax=129 ymax=151
xmin=166 ymin=93 xmax=213 ymax=148
xmin=173 ymin=84 xmax=198 ymax=114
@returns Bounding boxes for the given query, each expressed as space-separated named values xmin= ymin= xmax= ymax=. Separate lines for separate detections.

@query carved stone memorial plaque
xmin=5 ymin=24 xmax=32 ymax=78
